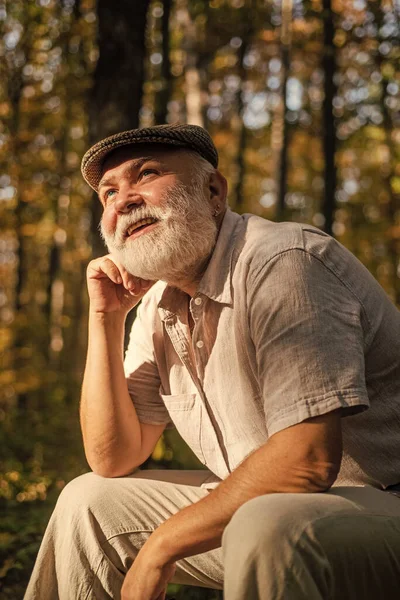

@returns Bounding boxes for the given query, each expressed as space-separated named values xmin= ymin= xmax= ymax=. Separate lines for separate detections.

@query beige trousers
xmin=24 ymin=469 xmax=400 ymax=600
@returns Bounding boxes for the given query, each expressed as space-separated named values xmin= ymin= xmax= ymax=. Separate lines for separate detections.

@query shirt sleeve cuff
xmin=266 ymin=389 xmax=369 ymax=437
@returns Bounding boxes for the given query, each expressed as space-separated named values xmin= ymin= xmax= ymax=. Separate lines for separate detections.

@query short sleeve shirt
xmin=124 ymin=208 xmax=400 ymax=490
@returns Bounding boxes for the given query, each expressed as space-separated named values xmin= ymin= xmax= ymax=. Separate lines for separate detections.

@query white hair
xmin=181 ymin=149 xmax=217 ymax=188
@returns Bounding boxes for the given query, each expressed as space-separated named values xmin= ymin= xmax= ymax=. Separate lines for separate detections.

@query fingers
xmin=106 ymin=256 xmax=155 ymax=295
xmin=94 ymin=256 xmax=123 ymax=285
xmin=88 ymin=255 xmax=155 ymax=295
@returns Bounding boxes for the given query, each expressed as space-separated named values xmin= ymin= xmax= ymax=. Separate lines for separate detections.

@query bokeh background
xmin=0 ymin=0 xmax=399 ymax=597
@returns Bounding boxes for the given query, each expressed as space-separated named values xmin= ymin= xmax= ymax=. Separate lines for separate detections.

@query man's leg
xmin=24 ymin=469 xmax=223 ymax=600
xmin=222 ymin=486 xmax=400 ymax=600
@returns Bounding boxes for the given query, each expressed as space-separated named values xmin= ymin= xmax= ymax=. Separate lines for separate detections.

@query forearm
xmin=80 ymin=310 xmax=142 ymax=476
xmin=146 ymin=428 xmax=338 ymax=564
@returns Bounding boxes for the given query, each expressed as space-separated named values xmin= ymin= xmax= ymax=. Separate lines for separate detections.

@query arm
xmin=80 ymin=255 xmax=164 ymax=477
xmin=142 ymin=410 xmax=342 ymax=564
xmin=81 ymin=310 xmax=166 ymax=477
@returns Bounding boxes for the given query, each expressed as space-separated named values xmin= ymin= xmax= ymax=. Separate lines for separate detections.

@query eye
xmin=140 ymin=168 xmax=157 ymax=179
xmin=104 ymin=189 xmax=117 ymax=201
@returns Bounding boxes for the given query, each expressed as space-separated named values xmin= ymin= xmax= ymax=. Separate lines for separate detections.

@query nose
xmin=114 ymin=187 xmax=143 ymax=214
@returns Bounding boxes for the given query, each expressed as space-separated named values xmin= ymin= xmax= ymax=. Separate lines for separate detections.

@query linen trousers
xmin=24 ymin=468 xmax=400 ymax=600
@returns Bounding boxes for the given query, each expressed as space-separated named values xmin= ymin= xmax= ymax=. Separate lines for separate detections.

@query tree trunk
xmin=233 ymin=2 xmax=256 ymax=210
xmin=45 ymin=4 xmax=79 ymax=365
xmin=7 ymin=11 xmax=36 ymax=410
xmin=276 ymin=49 xmax=290 ymax=220
xmin=88 ymin=0 xmax=151 ymax=351
xmin=181 ymin=4 xmax=204 ymax=126
xmin=321 ymin=0 xmax=337 ymax=236
xmin=232 ymin=40 xmax=250 ymax=211
xmin=276 ymin=0 xmax=292 ymax=221
xmin=372 ymin=3 xmax=400 ymax=305
xmin=154 ymin=0 xmax=173 ymax=125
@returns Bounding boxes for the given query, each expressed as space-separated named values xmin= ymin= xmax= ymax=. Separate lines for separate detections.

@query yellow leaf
xmin=364 ymin=126 xmax=386 ymax=141
xmin=151 ymin=436 xmax=166 ymax=461
xmin=391 ymin=177 xmax=400 ymax=194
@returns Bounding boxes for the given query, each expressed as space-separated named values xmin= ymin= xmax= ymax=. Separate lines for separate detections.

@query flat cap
xmin=81 ymin=123 xmax=219 ymax=191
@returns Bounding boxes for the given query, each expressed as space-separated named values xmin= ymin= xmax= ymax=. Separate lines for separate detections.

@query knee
xmin=55 ymin=472 xmax=117 ymax=517
xmin=222 ymin=492 xmax=335 ymax=555
xmin=223 ymin=494 xmax=298 ymax=552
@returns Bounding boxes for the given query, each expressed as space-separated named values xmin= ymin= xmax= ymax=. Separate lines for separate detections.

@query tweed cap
xmin=81 ymin=123 xmax=219 ymax=191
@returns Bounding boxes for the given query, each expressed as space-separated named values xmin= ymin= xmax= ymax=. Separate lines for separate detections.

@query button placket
xmin=162 ymin=299 xmax=230 ymax=476
xmin=190 ymin=295 xmax=204 ymax=345
xmin=163 ymin=316 xmax=208 ymax=463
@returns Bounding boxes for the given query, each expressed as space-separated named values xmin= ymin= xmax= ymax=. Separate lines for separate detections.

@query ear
xmin=208 ymin=170 xmax=228 ymax=208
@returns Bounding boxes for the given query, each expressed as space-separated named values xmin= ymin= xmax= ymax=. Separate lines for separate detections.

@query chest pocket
xmin=161 ymin=393 xmax=204 ymax=463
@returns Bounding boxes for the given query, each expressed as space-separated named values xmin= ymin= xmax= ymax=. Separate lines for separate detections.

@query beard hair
xmin=99 ymin=178 xmax=218 ymax=283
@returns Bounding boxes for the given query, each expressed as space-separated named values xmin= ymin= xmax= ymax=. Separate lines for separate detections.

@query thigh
xmin=223 ymin=486 xmax=400 ymax=599
xmin=84 ymin=469 xmax=224 ymax=590
xmin=321 ymin=486 xmax=400 ymax=598
xmin=328 ymin=485 xmax=400 ymax=516
xmin=96 ymin=468 xmax=217 ymax=536
xmin=308 ymin=511 xmax=400 ymax=599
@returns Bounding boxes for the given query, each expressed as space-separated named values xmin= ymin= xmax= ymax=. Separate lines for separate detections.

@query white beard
xmin=100 ymin=180 xmax=218 ymax=284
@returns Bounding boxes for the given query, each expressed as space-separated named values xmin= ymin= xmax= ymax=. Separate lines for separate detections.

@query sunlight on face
xmin=100 ymin=169 xmax=218 ymax=283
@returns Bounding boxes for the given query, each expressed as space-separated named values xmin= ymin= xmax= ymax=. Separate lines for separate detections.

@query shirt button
xmin=194 ymin=297 xmax=202 ymax=305
xmin=196 ymin=340 xmax=204 ymax=349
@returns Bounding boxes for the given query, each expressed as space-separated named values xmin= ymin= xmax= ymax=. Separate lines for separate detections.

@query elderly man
xmin=25 ymin=124 xmax=400 ymax=600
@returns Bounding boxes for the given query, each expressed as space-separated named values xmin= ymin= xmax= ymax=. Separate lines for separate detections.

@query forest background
xmin=0 ymin=0 xmax=399 ymax=598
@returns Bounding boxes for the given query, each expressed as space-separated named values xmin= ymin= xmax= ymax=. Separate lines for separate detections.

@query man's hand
xmin=87 ymin=254 xmax=154 ymax=314
xmin=121 ymin=545 xmax=176 ymax=600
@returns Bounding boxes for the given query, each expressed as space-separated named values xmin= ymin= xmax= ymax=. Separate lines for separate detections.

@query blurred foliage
xmin=0 ymin=0 xmax=399 ymax=597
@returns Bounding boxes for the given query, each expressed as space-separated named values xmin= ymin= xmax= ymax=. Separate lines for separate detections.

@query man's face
xmin=98 ymin=145 xmax=218 ymax=283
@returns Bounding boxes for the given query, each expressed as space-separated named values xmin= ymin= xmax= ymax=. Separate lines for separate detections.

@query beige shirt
xmin=124 ymin=208 xmax=400 ymax=491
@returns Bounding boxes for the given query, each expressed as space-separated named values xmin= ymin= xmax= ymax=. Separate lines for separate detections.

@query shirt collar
xmin=158 ymin=208 xmax=242 ymax=317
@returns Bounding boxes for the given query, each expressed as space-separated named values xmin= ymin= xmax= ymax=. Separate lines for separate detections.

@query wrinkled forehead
xmin=101 ymin=143 xmax=187 ymax=175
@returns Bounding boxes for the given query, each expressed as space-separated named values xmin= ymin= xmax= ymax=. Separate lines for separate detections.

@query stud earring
xmin=213 ymin=204 xmax=220 ymax=217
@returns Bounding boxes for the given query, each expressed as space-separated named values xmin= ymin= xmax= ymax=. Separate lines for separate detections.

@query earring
xmin=213 ymin=204 xmax=220 ymax=217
